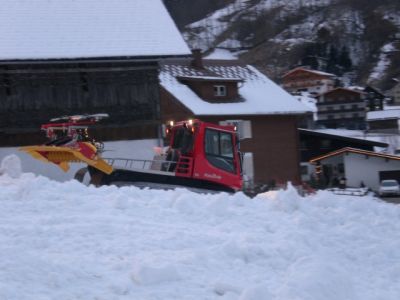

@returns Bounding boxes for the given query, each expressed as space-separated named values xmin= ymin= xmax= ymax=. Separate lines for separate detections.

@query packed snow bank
xmin=0 ymin=154 xmax=22 ymax=178
xmin=0 ymin=173 xmax=399 ymax=300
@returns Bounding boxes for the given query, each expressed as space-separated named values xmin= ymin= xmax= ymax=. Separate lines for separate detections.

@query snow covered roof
xmin=299 ymin=129 xmax=388 ymax=148
xmin=0 ymin=0 xmax=191 ymax=60
xmin=160 ymin=59 xmax=310 ymax=116
xmin=177 ymin=75 xmax=243 ymax=82
xmin=282 ymin=67 xmax=336 ymax=79
xmin=367 ymin=109 xmax=400 ymax=121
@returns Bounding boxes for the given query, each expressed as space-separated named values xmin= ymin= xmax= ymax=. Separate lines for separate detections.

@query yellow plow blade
xmin=20 ymin=145 xmax=113 ymax=175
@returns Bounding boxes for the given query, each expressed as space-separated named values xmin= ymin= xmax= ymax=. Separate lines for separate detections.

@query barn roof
xmin=0 ymin=0 xmax=190 ymax=61
xmin=160 ymin=59 xmax=310 ymax=116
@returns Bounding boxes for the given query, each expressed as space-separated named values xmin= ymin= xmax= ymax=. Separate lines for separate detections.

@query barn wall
xmin=0 ymin=60 xmax=161 ymax=145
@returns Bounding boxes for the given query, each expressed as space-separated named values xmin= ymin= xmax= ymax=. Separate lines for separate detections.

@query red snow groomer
xmin=21 ymin=116 xmax=243 ymax=193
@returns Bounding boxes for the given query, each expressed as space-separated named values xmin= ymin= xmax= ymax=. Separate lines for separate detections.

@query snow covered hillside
xmin=182 ymin=0 xmax=400 ymax=89
xmin=1 ymin=159 xmax=400 ymax=300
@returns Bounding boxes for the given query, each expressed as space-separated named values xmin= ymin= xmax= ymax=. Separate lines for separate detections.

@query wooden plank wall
xmin=0 ymin=61 xmax=161 ymax=145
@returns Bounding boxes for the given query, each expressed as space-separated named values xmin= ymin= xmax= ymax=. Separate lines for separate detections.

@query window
xmin=219 ymin=120 xmax=252 ymax=140
xmin=205 ymin=129 xmax=236 ymax=173
xmin=176 ymin=127 xmax=194 ymax=153
xmin=300 ymin=165 xmax=308 ymax=175
xmin=214 ymin=85 xmax=226 ymax=97
xmin=353 ymin=113 xmax=359 ymax=118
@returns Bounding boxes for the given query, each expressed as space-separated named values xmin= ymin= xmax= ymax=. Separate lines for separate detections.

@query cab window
xmin=205 ymin=129 xmax=235 ymax=173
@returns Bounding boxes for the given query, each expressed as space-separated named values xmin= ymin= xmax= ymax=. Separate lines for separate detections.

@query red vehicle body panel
xmin=169 ymin=120 xmax=243 ymax=192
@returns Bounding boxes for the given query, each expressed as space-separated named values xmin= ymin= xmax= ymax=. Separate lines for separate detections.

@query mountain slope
xmin=180 ymin=0 xmax=400 ymax=89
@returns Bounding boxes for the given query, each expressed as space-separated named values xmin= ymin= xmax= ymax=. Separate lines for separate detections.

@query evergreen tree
xmin=326 ymin=45 xmax=340 ymax=75
xmin=338 ymin=46 xmax=353 ymax=72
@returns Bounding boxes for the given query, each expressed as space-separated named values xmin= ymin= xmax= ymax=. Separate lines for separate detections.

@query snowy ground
xmin=1 ymin=156 xmax=400 ymax=300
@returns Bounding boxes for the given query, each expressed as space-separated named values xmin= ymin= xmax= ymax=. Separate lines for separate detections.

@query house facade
xmin=316 ymin=88 xmax=367 ymax=129
xmin=299 ymin=129 xmax=388 ymax=182
xmin=281 ymin=67 xmax=335 ymax=95
xmin=0 ymin=0 xmax=190 ymax=146
xmin=310 ymin=148 xmax=400 ymax=191
xmin=160 ymin=54 xmax=309 ymax=187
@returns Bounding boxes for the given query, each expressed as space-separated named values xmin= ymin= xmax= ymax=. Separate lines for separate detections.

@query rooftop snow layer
xmin=160 ymin=60 xmax=310 ymax=116
xmin=367 ymin=109 xmax=400 ymax=121
xmin=0 ymin=0 xmax=190 ymax=60
xmin=282 ymin=67 xmax=336 ymax=78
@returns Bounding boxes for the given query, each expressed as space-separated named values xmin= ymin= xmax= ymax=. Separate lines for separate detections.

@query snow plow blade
xmin=20 ymin=144 xmax=113 ymax=174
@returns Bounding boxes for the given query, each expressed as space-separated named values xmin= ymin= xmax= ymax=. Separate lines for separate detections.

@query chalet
xmin=281 ymin=67 xmax=335 ymax=95
xmin=310 ymin=148 xmax=400 ymax=191
xmin=298 ymin=129 xmax=388 ymax=182
xmin=364 ymin=86 xmax=385 ymax=111
xmin=0 ymin=0 xmax=190 ymax=146
xmin=159 ymin=51 xmax=310 ymax=187
xmin=316 ymin=88 xmax=367 ymax=129
xmin=367 ymin=109 xmax=400 ymax=134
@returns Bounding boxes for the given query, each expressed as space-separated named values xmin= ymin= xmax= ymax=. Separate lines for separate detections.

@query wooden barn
xmin=0 ymin=0 xmax=190 ymax=146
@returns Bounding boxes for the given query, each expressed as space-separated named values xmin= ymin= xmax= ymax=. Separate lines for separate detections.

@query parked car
xmin=378 ymin=180 xmax=400 ymax=197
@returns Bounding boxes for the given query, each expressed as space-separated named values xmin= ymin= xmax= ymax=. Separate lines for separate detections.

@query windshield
xmin=171 ymin=127 xmax=194 ymax=154
xmin=381 ymin=180 xmax=398 ymax=187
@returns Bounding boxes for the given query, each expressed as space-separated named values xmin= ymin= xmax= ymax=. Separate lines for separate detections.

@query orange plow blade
xmin=20 ymin=143 xmax=113 ymax=174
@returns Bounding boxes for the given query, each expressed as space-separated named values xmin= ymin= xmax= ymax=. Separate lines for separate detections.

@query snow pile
xmin=1 ymin=172 xmax=399 ymax=299
xmin=0 ymin=154 xmax=22 ymax=178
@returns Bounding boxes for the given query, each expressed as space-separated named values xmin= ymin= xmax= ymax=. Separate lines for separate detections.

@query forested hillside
xmin=164 ymin=0 xmax=400 ymax=90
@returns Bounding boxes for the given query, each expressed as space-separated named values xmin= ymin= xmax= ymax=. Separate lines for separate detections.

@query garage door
xmin=379 ymin=170 xmax=400 ymax=182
